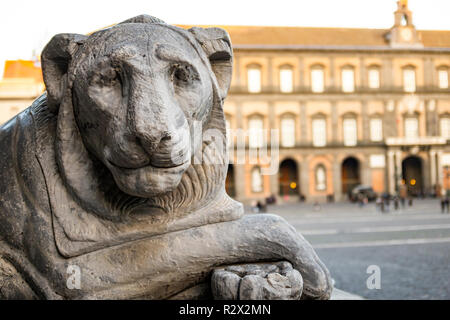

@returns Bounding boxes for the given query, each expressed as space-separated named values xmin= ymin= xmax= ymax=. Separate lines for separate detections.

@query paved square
xmin=246 ymin=199 xmax=450 ymax=299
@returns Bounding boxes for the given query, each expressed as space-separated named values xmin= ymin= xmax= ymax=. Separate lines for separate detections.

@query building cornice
xmin=233 ymin=44 xmax=450 ymax=54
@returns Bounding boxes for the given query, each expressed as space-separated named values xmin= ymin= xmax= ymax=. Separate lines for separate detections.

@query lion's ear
xmin=41 ymin=33 xmax=87 ymax=110
xmin=188 ymin=27 xmax=233 ymax=100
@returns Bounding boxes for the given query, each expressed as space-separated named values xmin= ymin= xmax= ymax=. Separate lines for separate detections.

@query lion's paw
xmin=211 ymin=261 xmax=303 ymax=300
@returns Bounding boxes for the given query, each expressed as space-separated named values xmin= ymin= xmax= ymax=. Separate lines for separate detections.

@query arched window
xmin=251 ymin=166 xmax=263 ymax=193
xmin=310 ymin=65 xmax=325 ymax=93
xmin=343 ymin=114 xmax=357 ymax=146
xmin=247 ymin=64 xmax=261 ymax=93
xmin=280 ymin=114 xmax=296 ymax=147
xmin=341 ymin=66 xmax=355 ymax=92
xmin=440 ymin=116 xmax=450 ymax=139
xmin=404 ymin=116 xmax=419 ymax=139
xmin=279 ymin=65 xmax=293 ymax=93
xmin=248 ymin=115 xmax=264 ymax=148
xmin=438 ymin=66 xmax=449 ymax=89
xmin=403 ymin=66 xmax=416 ymax=93
xmin=315 ymin=165 xmax=327 ymax=191
xmin=312 ymin=115 xmax=327 ymax=147
xmin=369 ymin=117 xmax=383 ymax=142
xmin=368 ymin=65 xmax=381 ymax=89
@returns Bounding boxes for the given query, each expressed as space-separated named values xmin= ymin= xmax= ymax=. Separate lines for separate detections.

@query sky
xmin=1 ymin=0 xmax=450 ymax=77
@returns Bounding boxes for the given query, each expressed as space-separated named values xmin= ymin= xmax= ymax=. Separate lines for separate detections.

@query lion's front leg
xmin=211 ymin=261 xmax=303 ymax=300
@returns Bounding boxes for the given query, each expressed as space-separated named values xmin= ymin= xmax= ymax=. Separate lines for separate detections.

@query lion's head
xmin=41 ymin=15 xmax=235 ymax=221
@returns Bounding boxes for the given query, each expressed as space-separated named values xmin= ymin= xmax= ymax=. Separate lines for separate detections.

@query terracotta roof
xmin=178 ymin=25 xmax=450 ymax=49
xmin=3 ymin=59 xmax=43 ymax=82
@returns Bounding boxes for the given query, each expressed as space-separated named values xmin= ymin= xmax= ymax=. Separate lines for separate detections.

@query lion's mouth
xmin=107 ymin=158 xmax=190 ymax=171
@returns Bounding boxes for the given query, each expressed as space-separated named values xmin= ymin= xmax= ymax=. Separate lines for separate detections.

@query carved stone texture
xmin=0 ymin=15 xmax=332 ymax=300
xmin=212 ymin=262 xmax=303 ymax=300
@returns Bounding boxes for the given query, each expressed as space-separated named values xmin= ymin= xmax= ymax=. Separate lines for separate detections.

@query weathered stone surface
xmin=0 ymin=14 xmax=332 ymax=300
xmin=212 ymin=262 xmax=303 ymax=300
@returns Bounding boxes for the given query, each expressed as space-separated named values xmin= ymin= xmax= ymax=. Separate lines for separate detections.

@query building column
xmin=268 ymin=101 xmax=276 ymax=129
xmin=382 ymin=57 xmax=394 ymax=88
xmin=361 ymin=156 xmax=372 ymax=187
xmin=235 ymin=101 xmax=243 ymax=129
xmin=267 ymin=56 xmax=274 ymax=90
xmin=361 ymin=100 xmax=369 ymax=142
xmin=298 ymin=56 xmax=305 ymax=90
xmin=359 ymin=57 xmax=366 ymax=89
xmin=299 ymin=101 xmax=307 ymax=144
xmin=437 ymin=150 xmax=444 ymax=187
xmin=300 ymin=158 xmax=310 ymax=200
xmin=329 ymin=56 xmax=335 ymax=89
xmin=395 ymin=150 xmax=402 ymax=193
xmin=234 ymin=55 xmax=241 ymax=88
xmin=387 ymin=151 xmax=396 ymax=194
xmin=333 ymin=156 xmax=342 ymax=200
xmin=423 ymin=57 xmax=436 ymax=89
xmin=269 ymin=169 xmax=279 ymax=198
xmin=430 ymin=150 xmax=437 ymax=187
xmin=331 ymin=101 xmax=338 ymax=145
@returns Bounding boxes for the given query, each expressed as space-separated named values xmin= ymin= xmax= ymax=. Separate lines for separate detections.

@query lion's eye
xmin=92 ymin=68 xmax=120 ymax=87
xmin=171 ymin=64 xmax=199 ymax=85
xmin=101 ymin=68 xmax=119 ymax=86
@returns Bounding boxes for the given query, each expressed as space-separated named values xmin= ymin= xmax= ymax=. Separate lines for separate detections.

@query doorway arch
xmin=342 ymin=157 xmax=361 ymax=196
xmin=402 ymin=156 xmax=423 ymax=196
xmin=225 ymin=164 xmax=236 ymax=197
xmin=278 ymin=159 xmax=299 ymax=196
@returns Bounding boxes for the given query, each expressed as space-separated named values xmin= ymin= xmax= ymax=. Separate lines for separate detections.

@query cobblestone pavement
xmin=245 ymin=199 xmax=450 ymax=300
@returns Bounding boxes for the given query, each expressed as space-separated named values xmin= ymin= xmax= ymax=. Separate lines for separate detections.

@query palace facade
xmin=217 ymin=1 xmax=450 ymax=203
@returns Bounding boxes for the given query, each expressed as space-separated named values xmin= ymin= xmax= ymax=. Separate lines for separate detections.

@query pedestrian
xmin=256 ymin=201 xmax=263 ymax=213
xmin=441 ymin=196 xmax=446 ymax=213
xmin=399 ymin=185 xmax=407 ymax=208
xmin=408 ymin=196 xmax=413 ymax=207
xmin=358 ymin=193 xmax=364 ymax=208
xmin=394 ymin=196 xmax=399 ymax=210
xmin=384 ymin=193 xmax=391 ymax=213
xmin=376 ymin=196 xmax=383 ymax=213
xmin=445 ymin=194 xmax=450 ymax=214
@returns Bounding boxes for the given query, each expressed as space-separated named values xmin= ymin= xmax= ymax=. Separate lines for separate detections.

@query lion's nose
xmin=133 ymin=111 xmax=190 ymax=168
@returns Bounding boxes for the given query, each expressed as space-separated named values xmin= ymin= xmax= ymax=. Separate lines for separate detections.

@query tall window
xmin=312 ymin=118 xmax=327 ymax=147
xmin=248 ymin=115 xmax=264 ymax=148
xmin=311 ymin=66 xmax=325 ymax=93
xmin=440 ymin=117 xmax=450 ymax=139
xmin=368 ymin=67 xmax=380 ymax=89
xmin=280 ymin=66 xmax=293 ymax=93
xmin=403 ymin=67 xmax=416 ymax=93
xmin=404 ymin=117 xmax=419 ymax=139
xmin=341 ymin=67 xmax=355 ymax=92
xmin=315 ymin=165 xmax=327 ymax=191
xmin=370 ymin=118 xmax=383 ymax=142
xmin=438 ymin=68 xmax=449 ymax=89
xmin=247 ymin=66 xmax=261 ymax=93
xmin=343 ymin=117 xmax=357 ymax=146
xmin=251 ymin=167 xmax=263 ymax=193
xmin=280 ymin=115 xmax=296 ymax=147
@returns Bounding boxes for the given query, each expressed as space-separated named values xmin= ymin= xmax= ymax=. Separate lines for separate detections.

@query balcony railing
xmin=229 ymin=85 xmax=450 ymax=95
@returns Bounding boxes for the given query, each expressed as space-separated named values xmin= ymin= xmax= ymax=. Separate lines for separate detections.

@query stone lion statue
xmin=0 ymin=15 xmax=332 ymax=299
